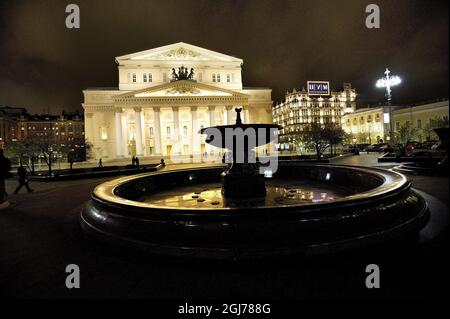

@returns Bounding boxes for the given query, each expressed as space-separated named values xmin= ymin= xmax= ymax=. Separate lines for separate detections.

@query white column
xmin=172 ymin=106 xmax=180 ymax=155
xmin=153 ymin=107 xmax=162 ymax=155
xmin=141 ymin=109 xmax=148 ymax=156
xmin=121 ymin=111 xmax=128 ymax=157
xmin=114 ymin=109 xmax=123 ymax=157
xmin=208 ymin=105 xmax=216 ymax=126
xmin=191 ymin=106 xmax=199 ymax=154
xmin=134 ymin=107 xmax=143 ymax=156
xmin=85 ymin=113 xmax=96 ymax=158
xmin=226 ymin=105 xmax=234 ymax=125
xmin=243 ymin=106 xmax=250 ymax=124
xmin=222 ymin=107 xmax=228 ymax=125
xmin=85 ymin=112 xmax=94 ymax=140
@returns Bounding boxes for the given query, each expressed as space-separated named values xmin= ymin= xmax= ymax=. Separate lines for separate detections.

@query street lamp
xmin=376 ymin=68 xmax=401 ymax=141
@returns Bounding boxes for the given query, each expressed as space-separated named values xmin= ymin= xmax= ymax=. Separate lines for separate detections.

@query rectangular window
xmin=143 ymin=73 xmax=147 ymax=82
xmin=212 ymin=74 xmax=216 ymax=82
xmin=166 ymin=126 xmax=171 ymax=137
xmin=417 ymin=119 xmax=421 ymax=129
xmin=217 ymin=74 xmax=221 ymax=82
xmin=149 ymin=127 xmax=154 ymax=136
xmin=227 ymin=74 xmax=231 ymax=82
xmin=132 ymin=73 xmax=137 ymax=83
xmin=149 ymin=73 xmax=152 ymax=82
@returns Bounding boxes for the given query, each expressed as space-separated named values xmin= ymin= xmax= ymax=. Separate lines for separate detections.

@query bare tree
xmin=327 ymin=124 xmax=348 ymax=157
xmin=5 ymin=137 xmax=41 ymax=174
xmin=299 ymin=123 xmax=330 ymax=160
xmin=396 ymin=123 xmax=419 ymax=145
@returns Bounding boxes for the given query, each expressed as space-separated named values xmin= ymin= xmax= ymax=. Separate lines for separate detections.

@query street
xmin=0 ymin=154 xmax=448 ymax=298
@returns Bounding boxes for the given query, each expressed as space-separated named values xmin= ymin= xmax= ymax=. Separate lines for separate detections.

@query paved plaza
xmin=0 ymin=154 xmax=448 ymax=298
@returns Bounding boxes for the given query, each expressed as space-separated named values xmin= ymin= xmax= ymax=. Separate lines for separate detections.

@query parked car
xmin=342 ymin=144 xmax=360 ymax=155
xmin=356 ymin=143 xmax=370 ymax=151
xmin=412 ymin=149 xmax=445 ymax=158
xmin=421 ymin=140 xmax=440 ymax=150
xmin=366 ymin=144 xmax=384 ymax=152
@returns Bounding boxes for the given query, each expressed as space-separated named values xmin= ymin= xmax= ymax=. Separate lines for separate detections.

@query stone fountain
xmin=200 ymin=108 xmax=281 ymax=200
xmin=80 ymin=109 xmax=430 ymax=259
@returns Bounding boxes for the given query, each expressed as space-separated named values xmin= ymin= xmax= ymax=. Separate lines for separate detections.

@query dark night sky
xmin=0 ymin=0 xmax=448 ymax=114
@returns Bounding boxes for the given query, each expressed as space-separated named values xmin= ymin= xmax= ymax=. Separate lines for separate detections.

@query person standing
xmin=0 ymin=149 xmax=12 ymax=204
xmin=14 ymin=166 xmax=33 ymax=194
xmin=131 ymin=156 xmax=136 ymax=166
xmin=99 ymin=158 xmax=103 ymax=167
xmin=135 ymin=156 xmax=140 ymax=167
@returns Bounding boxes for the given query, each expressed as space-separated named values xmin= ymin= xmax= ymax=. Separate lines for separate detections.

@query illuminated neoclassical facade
xmin=342 ymin=99 xmax=449 ymax=144
xmin=82 ymin=43 xmax=273 ymax=159
xmin=272 ymin=82 xmax=356 ymax=150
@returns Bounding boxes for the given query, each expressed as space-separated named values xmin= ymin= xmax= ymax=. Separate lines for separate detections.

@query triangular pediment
xmin=115 ymin=42 xmax=242 ymax=63
xmin=115 ymin=80 xmax=248 ymax=100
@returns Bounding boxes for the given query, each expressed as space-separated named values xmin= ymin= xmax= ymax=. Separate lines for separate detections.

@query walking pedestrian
xmin=14 ymin=166 xmax=33 ymax=194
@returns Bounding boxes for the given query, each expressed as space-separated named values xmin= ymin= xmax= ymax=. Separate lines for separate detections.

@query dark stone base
xmin=221 ymin=171 xmax=266 ymax=199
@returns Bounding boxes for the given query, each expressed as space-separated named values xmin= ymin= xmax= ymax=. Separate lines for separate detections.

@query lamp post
xmin=376 ymin=68 xmax=401 ymax=141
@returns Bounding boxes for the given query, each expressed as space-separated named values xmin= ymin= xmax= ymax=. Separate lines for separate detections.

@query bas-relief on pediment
xmin=135 ymin=86 xmax=232 ymax=97
xmin=132 ymin=47 xmax=209 ymax=61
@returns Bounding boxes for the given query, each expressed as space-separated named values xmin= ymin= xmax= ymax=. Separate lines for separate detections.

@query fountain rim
xmin=90 ymin=163 xmax=410 ymax=213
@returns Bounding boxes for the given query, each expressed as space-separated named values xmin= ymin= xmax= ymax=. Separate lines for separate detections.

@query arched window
xmin=166 ymin=126 xmax=171 ymax=137
xmin=183 ymin=126 xmax=188 ymax=137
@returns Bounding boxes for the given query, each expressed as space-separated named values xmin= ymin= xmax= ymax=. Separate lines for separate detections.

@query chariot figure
xmin=188 ymin=68 xmax=194 ymax=80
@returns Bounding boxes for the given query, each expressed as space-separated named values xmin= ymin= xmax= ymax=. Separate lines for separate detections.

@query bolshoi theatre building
xmin=82 ymin=42 xmax=273 ymax=160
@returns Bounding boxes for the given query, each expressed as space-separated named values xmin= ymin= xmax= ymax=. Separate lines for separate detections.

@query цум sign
xmin=307 ymin=81 xmax=330 ymax=96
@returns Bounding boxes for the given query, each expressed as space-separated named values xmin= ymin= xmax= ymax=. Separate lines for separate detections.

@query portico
xmin=82 ymin=42 xmax=273 ymax=160
xmin=111 ymin=80 xmax=249 ymax=157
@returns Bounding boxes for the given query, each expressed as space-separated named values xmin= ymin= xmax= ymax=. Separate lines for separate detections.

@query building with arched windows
xmin=272 ymin=82 xmax=356 ymax=151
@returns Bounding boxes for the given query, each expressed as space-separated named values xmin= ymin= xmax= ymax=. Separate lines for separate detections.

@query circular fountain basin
xmin=80 ymin=163 xmax=429 ymax=259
